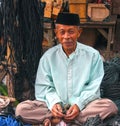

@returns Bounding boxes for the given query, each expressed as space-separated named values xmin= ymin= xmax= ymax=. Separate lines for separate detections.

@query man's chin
xmin=63 ymin=44 xmax=74 ymax=49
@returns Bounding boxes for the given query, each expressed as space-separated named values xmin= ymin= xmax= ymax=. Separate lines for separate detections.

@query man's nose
xmin=64 ymin=32 xmax=70 ymax=39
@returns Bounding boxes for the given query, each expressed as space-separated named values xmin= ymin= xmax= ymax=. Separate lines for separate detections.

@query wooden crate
xmin=69 ymin=0 xmax=87 ymax=22
xmin=87 ymin=3 xmax=110 ymax=21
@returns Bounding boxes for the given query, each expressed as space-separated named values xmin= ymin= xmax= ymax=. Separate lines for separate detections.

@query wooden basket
xmin=87 ymin=3 xmax=110 ymax=21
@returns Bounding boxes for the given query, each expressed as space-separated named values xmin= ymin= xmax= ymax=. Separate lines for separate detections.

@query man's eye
xmin=69 ymin=30 xmax=74 ymax=34
xmin=59 ymin=31 xmax=65 ymax=35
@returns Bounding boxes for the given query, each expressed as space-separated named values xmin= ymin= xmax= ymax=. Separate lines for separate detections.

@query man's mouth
xmin=63 ymin=41 xmax=73 ymax=46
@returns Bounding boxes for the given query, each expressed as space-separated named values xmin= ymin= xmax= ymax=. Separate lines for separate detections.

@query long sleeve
xmin=69 ymin=51 xmax=104 ymax=110
xmin=35 ymin=55 xmax=62 ymax=110
xmin=35 ymin=43 xmax=104 ymax=111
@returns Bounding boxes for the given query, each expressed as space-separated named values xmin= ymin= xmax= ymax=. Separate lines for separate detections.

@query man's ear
xmin=78 ymin=28 xmax=83 ymax=38
xmin=54 ymin=29 xmax=57 ymax=35
xmin=54 ymin=29 xmax=59 ymax=40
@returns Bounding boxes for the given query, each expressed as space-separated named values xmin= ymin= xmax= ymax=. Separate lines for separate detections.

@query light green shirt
xmin=35 ymin=42 xmax=104 ymax=110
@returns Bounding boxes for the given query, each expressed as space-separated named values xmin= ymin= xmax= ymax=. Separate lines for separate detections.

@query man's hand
xmin=64 ymin=104 xmax=80 ymax=122
xmin=51 ymin=103 xmax=65 ymax=118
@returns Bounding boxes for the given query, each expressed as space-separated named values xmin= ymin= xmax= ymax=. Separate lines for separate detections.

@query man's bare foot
xmin=43 ymin=119 xmax=51 ymax=126
xmin=51 ymin=117 xmax=61 ymax=125
xmin=43 ymin=118 xmax=61 ymax=126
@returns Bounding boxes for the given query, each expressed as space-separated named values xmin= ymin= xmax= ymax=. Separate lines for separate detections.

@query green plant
xmin=0 ymin=83 xmax=19 ymax=106
xmin=0 ymin=83 xmax=8 ymax=96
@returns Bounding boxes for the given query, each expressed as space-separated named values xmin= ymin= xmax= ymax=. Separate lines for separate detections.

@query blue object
xmin=0 ymin=114 xmax=31 ymax=126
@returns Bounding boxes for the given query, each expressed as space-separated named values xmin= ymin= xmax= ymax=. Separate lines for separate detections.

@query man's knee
xmin=102 ymin=98 xmax=118 ymax=114
xmin=15 ymin=100 xmax=33 ymax=117
xmin=88 ymin=98 xmax=118 ymax=119
xmin=15 ymin=102 xmax=26 ymax=116
xmin=77 ymin=98 xmax=118 ymax=123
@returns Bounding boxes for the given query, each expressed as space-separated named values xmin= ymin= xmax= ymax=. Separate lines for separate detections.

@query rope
xmin=0 ymin=0 xmax=44 ymax=101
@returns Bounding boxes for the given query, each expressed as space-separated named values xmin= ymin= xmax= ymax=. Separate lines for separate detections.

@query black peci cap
xmin=55 ymin=12 xmax=80 ymax=26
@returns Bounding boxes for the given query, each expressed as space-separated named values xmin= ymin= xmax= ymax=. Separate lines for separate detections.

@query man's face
xmin=55 ymin=24 xmax=82 ymax=54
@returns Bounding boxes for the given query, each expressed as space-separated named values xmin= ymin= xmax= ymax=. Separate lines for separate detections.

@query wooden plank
xmin=113 ymin=19 xmax=120 ymax=51
xmin=111 ymin=0 xmax=120 ymax=14
xmin=69 ymin=0 xmax=87 ymax=4
xmin=97 ymin=28 xmax=108 ymax=40
xmin=0 ymin=68 xmax=6 ymax=82
xmin=6 ymin=73 xmax=15 ymax=98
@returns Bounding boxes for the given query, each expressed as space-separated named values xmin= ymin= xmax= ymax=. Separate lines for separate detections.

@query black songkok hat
xmin=56 ymin=12 xmax=80 ymax=26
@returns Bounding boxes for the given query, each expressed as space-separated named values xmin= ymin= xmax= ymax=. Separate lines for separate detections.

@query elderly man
xmin=15 ymin=12 xmax=118 ymax=126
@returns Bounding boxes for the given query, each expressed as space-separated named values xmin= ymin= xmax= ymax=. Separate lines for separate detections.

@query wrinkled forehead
xmin=55 ymin=24 xmax=79 ymax=30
